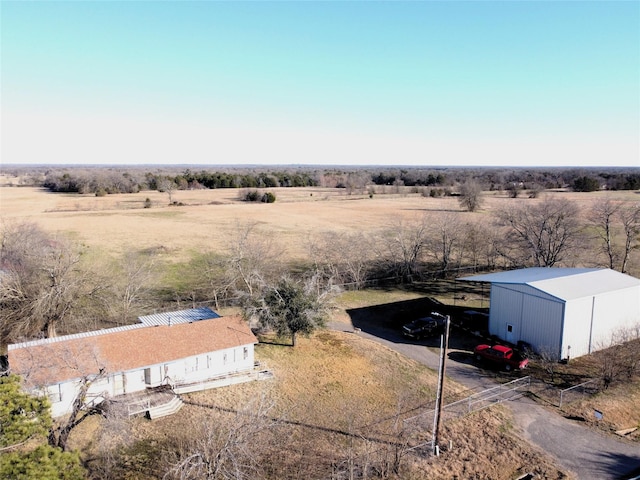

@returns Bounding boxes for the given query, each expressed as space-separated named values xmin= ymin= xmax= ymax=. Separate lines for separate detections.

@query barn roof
xmin=459 ymin=268 xmax=640 ymax=301
xmin=8 ymin=315 xmax=257 ymax=386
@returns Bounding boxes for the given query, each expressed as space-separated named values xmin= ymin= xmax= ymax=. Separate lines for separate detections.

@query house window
xmin=48 ymin=384 xmax=62 ymax=403
xmin=243 ymin=347 xmax=249 ymax=360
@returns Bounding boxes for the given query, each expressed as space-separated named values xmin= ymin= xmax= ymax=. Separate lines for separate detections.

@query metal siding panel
xmin=563 ymin=298 xmax=596 ymax=358
xmin=591 ymin=287 xmax=640 ymax=350
xmin=520 ymin=296 xmax=563 ymax=357
xmin=490 ymin=284 xmax=564 ymax=355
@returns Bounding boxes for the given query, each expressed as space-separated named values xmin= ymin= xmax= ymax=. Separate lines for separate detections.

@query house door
xmin=506 ymin=323 xmax=515 ymax=343
xmin=113 ymin=373 xmax=125 ymax=395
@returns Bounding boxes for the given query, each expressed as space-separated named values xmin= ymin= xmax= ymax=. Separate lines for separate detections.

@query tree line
xmin=11 ymin=165 xmax=636 ymax=197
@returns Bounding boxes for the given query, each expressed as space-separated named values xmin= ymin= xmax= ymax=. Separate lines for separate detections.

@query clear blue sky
xmin=1 ymin=1 xmax=638 ymax=167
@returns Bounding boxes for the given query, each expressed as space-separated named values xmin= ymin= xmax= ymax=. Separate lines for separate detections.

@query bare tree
xmin=590 ymin=199 xmax=640 ymax=273
xmin=158 ymin=178 xmax=177 ymax=205
xmin=618 ymin=202 xmax=640 ymax=274
xmin=536 ymin=346 xmax=560 ymax=384
xmin=197 ymin=252 xmax=237 ymax=311
xmin=90 ymin=402 xmax=135 ymax=478
xmin=458 ymin=180 xmax=483 ymax=212
xmin=226 ymin=222 xmax=283 ymax=300
xmin=425 ymin=213 xmax=464 ymax=276
xmin=461 ymin=219 xmax=500 ymax=272
xmin=0 ymin=222 xmax=97 ymax=343
xmin=591 ymin=197 xmax=621 ymax=269
xmin=307 ymin=231 xmax=372 ymax=289
xmin=163 ymin=390 xmax=279 ymax=480
xmin=107 ymin=251 xmax=157 ymax=324
xmin=379 ymin=216 xmax=429 ymax=281
xmin=495 ymin=197 xmax=582 ymax=267
xmin=594 ymin=325 xmax=640 ymax=389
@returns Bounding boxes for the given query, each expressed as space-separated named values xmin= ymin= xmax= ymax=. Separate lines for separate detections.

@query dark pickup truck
xmin=473 ymin=344 xmax=529 ymax=371
xmin=402 ymin=312 xmax=446 ymax=340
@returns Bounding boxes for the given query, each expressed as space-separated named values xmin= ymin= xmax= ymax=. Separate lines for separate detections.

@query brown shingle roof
xmin=8 ymin=315 xmax=257 ymax=386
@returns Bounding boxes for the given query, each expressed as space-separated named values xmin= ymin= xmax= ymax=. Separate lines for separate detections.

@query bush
xmin=242 ymin=190 xmax=276 ymax=203
xmin=243 ymin=190 xmax=260 ymax=202
xmin=261 ymin=192 xmax=276 ymax=203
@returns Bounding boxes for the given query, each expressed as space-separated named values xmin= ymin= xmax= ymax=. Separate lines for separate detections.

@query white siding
xmin=562 ymin=296 xmax=596 ymax=358
xmin=520 ymin=294 xmax=564 ymax=358
xmin=124 ymin=370 xmax=147 ymax=393
xmin=45 ymin=343 xmax=257 ymax=417
xmin=591 ymin=287 xmax=640 ymax=351
xmin=489 ymin=284 xmax=564 ymax=357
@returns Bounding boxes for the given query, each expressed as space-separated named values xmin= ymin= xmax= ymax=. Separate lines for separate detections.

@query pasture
xmin=1 ymin=183 xmax=637 ymax=270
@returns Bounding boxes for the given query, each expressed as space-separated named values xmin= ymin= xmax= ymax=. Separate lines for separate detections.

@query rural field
xmin=1 ymin=178 xmax=639 ymax=478
xmin=1 ymin=182 xmax=638 ymax=272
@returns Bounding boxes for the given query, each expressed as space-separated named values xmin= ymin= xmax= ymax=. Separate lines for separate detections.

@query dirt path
xmin=330 ymin=321 xmax=640 ymax=479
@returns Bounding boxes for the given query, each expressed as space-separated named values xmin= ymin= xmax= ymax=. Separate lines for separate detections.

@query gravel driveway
xmin=330 ymin=320 xmax=640 ymax=479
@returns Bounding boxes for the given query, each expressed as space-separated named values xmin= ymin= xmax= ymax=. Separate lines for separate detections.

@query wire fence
xmin=403 ymin=376 xmax=531 ymax=450
xmin=558 ymin=379 xmax=600 ymax=408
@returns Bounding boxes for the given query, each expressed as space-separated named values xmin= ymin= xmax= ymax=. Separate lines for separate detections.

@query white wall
xmin=489 ymin=284 xmax=563 ymax=356
xmin=45 ymin=343 xmax=257 ymax=417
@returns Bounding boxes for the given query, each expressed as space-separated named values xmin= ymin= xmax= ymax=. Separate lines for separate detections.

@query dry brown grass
xmin=70 ymin=330 xmax=568 ymax=479
xmin=2 ymin=186 xmax=638 ymax=270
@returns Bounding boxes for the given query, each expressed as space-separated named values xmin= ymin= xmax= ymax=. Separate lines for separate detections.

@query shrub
xmin=243 ymin=190 xmax=260 ymax=202
xmin=261 ymin=192 xmax=276 ymax=203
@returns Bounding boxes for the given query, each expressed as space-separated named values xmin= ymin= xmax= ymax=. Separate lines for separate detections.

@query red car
xmin=473 ymin=344 xmax=529 ymax=371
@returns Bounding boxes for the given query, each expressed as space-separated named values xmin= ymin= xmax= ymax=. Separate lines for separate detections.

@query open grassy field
xmin=1 ymin=183 xmax=638 ymax=273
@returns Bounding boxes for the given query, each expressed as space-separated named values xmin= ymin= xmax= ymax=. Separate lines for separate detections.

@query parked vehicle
xmin=402 ymin=312 xmax=446 ymax=340
xmin=473 ymin=344 xmax=529 ymax=371
xmin=460 ymin=310 xmax=489 ymax=331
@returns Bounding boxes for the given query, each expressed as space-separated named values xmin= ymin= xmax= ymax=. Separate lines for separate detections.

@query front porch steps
xmin=147 ymin=395 xmax=184 ymax=419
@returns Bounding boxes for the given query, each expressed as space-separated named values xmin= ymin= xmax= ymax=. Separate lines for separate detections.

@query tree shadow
xmin=254 ymin=332 xmax=292 ymax=347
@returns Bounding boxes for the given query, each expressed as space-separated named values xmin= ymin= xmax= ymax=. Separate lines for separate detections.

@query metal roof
xmin=138 ymin=307 xmax=220 ymax=326
xmin=459 ymin=268 xmax=640 ymax=301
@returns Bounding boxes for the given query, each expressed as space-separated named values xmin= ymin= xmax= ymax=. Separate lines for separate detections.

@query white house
xmin=8 ymin=308 xmax=260 ymax=418
xmin=459 ymin=268 xmax=640 ymax=360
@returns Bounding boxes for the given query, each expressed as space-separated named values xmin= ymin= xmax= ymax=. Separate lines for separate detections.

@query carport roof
xmin=459 ymin=268 xmax=640 ymax=301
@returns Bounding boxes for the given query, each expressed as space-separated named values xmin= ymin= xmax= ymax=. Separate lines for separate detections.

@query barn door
xmin=506 ymin=323 xmax=515 ymax=343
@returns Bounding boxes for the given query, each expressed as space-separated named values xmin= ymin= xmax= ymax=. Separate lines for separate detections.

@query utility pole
xmin=431 ymin=315 xmax=450 ymax=455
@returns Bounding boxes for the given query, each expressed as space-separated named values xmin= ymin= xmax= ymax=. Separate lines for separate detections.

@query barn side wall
xmin=563 ymin=285 xmax=640 ymax=358
xmin=489 ymin=284 xmax=564 ymax=357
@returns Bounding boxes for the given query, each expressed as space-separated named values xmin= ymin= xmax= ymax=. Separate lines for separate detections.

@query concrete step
xmin=147 ymin=395 xmax=183 ymax=419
